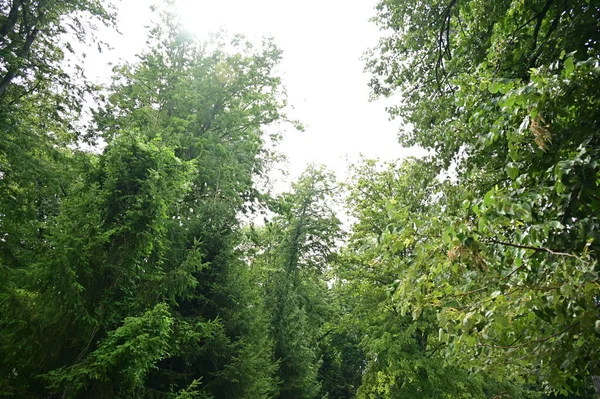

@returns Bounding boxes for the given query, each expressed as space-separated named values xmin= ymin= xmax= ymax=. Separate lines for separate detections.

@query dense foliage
xmin=0 ymin=0 xmax=598 ymax=398
xmin=0 ymin=4 xmax=290 ymax=397
xmin=364 ymin=0 xmax=600 ymax=396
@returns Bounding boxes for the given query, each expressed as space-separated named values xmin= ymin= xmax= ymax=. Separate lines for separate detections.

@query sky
xmin=84 ymin=0 xmax=424 ymax=191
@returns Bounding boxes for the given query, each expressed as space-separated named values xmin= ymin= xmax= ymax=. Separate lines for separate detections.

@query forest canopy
xmin=0 ymin=0 xmax=598 ymax=398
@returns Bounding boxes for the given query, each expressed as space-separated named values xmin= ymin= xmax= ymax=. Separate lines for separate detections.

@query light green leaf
xmin=564 ymin=57 xmax=575 ymax=76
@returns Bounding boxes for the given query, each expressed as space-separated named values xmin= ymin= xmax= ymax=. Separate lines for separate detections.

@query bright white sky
xmin=85 ymin=0 xmax=424 ymax=191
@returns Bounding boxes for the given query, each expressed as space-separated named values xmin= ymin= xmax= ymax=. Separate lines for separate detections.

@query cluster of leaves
xmin=355 ymin=0 xmax=600 ymax=396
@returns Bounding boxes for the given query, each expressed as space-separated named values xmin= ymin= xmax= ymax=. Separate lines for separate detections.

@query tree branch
xmin=528 ymin=0 xmax=555 ymax=69
xmin=478 ymin=322 xmax=577 ymax=349
xmin=485 ymin=239 xmax=584 ymax=261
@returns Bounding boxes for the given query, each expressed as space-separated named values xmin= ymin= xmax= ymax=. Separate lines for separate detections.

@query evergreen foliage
xmin=254 ymin=166 xmax=341 ymax=398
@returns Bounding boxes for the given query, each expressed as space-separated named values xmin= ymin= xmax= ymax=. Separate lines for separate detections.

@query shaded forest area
xmin=0 ymin=0 xmax=599 ymax=398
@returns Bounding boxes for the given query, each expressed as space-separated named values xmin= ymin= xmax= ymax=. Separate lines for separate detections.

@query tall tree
xmin=255 ymin=166 xmax=342 ymax=399
xmin=94 ymin=14 xmax=287 ymax=397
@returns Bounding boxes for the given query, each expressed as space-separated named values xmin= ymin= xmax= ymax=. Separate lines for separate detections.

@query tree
xmin=0 ymin=0 xmax=115 ymax=100
xmin=88 ymin=13 xmax=289 ymax=398
xmin=367 ymin=0 xmax=600 ymax=394
xmin=335 ymin=158 xmax=533 ymax=398
xmin=254 ymin=165 xmax=342 ymax=399
xmin=0 ymin=133 xmax=194 ymax=397
xmin=0 ymin=0 xmax=115 ymax=273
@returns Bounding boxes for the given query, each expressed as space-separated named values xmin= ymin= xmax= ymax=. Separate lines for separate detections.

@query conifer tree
xmin=255 ymin=166 xmax=341 ymax=399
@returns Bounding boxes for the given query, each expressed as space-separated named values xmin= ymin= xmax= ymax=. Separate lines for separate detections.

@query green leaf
xmin=483 ymin=190 xmax=494 ymax=207
xmin=506 ymin=163 xmax=519 ymax=179
xmin=559 ymin=50 xmax=566 ymax=60
xmin=488 ymin=81 xmax=499 ymax=94
xmin=547 ymin=220 xmax=564 ymax=230
xmin=496 ymin=315 xmax=509 ymax=327
xmin=564 ymin=57 xmax=575 ymax=76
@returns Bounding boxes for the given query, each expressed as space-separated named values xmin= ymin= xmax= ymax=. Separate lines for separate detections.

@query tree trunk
xmin=0 ymin=0 xmax=22 ymax=38
xmin=593 ymin=375 xmax=600 ymax=398
xmin=0 ymin=27 xmax=38 ymax=99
